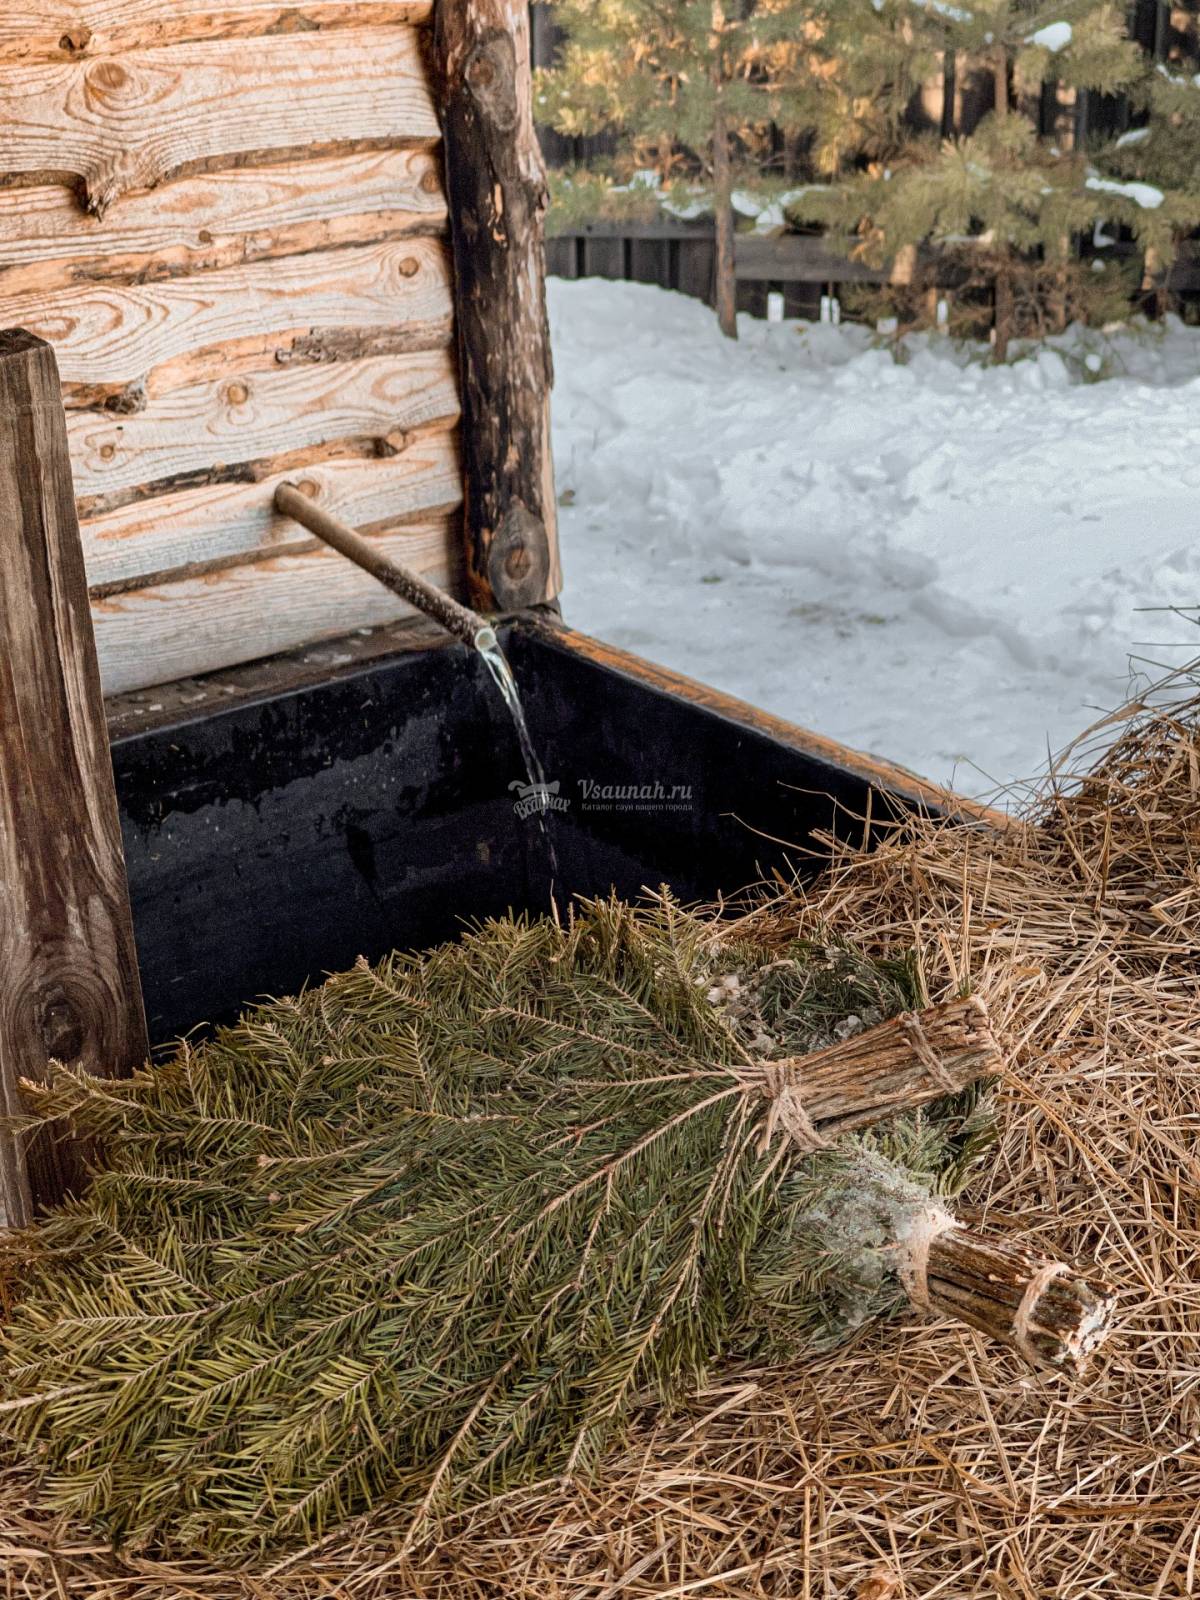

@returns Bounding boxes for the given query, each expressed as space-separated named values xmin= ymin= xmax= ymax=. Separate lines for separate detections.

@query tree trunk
xmin=431 ymin=0 xmax=560 ymax=612
xmin=989 ymin=45 xmax=1015 ymax=360
xmin=992 ymin=48 xmax=1008 ymax=121
xmin=993 ymin=256 xmax=1014 ymax=363
xmin=1142 ymin=246 xmax=1169 ymax=319
xmin=710 ymin=4 xmax=737 ymax=341
xmin=712 ymin=103 xmax=737 ymax=340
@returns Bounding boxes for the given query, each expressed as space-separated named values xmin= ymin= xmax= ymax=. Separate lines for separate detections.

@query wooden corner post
xmin=0 ymin=330 xmax=148 ymax=1229
xmin=433 ymin=0 xmax=561 ymax=613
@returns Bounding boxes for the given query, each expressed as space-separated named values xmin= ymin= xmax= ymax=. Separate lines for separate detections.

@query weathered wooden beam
xmin=0 ymin=329 xmax=147 ymax=1227
xmin=432 ymin=0 xmax=560 ymax=612
xmin=734 ymin=235 xmax=890 ymax=286
xmin=0 ymin=29 xmax=439 ymax=216
xmin=92 ymin=519 xmax=461 ymax=694
xmin=0 ymin=238 xmax=453 ymax=405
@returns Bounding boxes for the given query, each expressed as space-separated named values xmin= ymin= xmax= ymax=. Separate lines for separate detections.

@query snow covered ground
xmin=549 ymin=277 xmax=1200 ymax=800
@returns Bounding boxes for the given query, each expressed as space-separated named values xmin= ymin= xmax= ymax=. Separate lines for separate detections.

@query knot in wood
xmin=34 ymin=983 xmax=85 ymax=1064
xmin=464 ymin=33 xmax=519 ymax=133
xmin=488 ymin=505 xmax=549 ymax=609
xmin=85 ymin=59 xmax=130 ymax=96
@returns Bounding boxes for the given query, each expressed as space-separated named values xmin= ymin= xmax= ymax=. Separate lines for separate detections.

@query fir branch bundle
xmin=0 ymin=898 xmax=1097 ymax=1558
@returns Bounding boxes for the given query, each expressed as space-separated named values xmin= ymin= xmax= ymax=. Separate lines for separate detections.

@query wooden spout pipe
xmin=273 ymin=482 xmax=494 ymax=651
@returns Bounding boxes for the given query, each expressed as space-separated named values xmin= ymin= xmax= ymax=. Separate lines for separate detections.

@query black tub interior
xmin=112 ymin=621 xmax=913 ymax=1045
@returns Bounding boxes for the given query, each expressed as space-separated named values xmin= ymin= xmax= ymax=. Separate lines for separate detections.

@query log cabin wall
xmin=0 ymin=2 xmax=471 ymax=696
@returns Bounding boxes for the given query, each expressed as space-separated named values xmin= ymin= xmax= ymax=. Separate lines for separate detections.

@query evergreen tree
xmin=535 ymin=0 xmax=825 ymax=338
xmin=1095 ymin=40 xmax=1200 ymax=311
xmin=793 ymin=1 xmax=1146 ymax=358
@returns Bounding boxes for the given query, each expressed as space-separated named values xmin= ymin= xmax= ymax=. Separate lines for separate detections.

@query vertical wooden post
xmin=0 ymin=330 xmax=147 ymax=1229
xmin=432 ymin=0 xmax=561 ymax=613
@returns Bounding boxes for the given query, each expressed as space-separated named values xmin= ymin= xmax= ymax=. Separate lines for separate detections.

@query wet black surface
xmin=113 ymin=623 xmax=903 ymax=1046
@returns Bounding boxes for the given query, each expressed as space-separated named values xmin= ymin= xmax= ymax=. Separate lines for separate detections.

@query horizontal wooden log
xmin=0 ymin=148 xmax=447 ymax=295
xmin=92 ymin=522 xmax=460 ymax=694
xmin=0 ymin=2 xmax=432 ymax=62
xmin=81 ymin=440 xmax=462 ymax=588
xmin=68 ymin=349 xmax=460 ymax=507
xmin=0 ymin=237 xmax=452 ymax=400
xmin=0 ymin=28 xmax=439 ymax=215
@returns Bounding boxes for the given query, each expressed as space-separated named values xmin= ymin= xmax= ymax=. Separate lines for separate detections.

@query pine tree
xmin=793 ymin=1 xmax=1146 ymax=358
xmin=535 ymin=0 xmax=826 ymax=338
xmin=1094 ymin=33 xmax=1200 ymax=311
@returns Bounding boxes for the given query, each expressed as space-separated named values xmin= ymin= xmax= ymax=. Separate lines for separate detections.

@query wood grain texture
xmin=93 ymin=522 xmax=461 ymax=694
xmin=0 ymin=27 xmax=439 ymax=214
xmin=0 ymin=148 xmax=447 ymax=295
xmin=0 ymin=3 xmax=432 ymax=62
xmin=925 ymin=1225 xmax=1115 ymax=1372
xmin=0 ymin=329 xmax=147 ymax=1227
xmin=0 ymin=237 xmax=453 ymax=401
xmin=68 ymin=350 xmax=460 ymax=506
xmin=81 ymin=439 xmax=463 ymax=588
xmin=434 ymin=0 xmax=560 ymax=610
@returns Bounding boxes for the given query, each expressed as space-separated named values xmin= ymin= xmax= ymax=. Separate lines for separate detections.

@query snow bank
xmin=549 ymin=278 xmax=1200 ymax=797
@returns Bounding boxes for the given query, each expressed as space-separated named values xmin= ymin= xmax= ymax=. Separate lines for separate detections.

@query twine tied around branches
xmin=755 ymin=1060 xmax=829 ymax=1155
xmin=1012 ymin=1261 xmax=1070 ymax=1365
xmin=898 ymin=1010 xmax=962 ymax=1093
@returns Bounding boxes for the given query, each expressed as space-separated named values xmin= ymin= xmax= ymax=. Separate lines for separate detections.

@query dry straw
xmin=4 ymin=668 xmax=1200 ymax=1597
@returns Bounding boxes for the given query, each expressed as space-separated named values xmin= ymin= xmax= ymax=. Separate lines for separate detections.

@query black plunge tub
xmin=107 ymin=615 xmax=974 ymax=1047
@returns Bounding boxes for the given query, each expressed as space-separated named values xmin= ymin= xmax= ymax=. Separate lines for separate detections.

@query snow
xmin=549 ymin=278 xmax=1200 ymax=797
xmin=1028 ymin=21 xmax=1072 ymax=52
xmin=1114 ymin=126 xmax=1150 ymax=148
xmin=1156 ymin=63 xmax=1200 ymax=87
xmin=911 ymin=0 xmax=974 ymax=21
xmin=1086 ymin=174 xmax=1165 ymax=210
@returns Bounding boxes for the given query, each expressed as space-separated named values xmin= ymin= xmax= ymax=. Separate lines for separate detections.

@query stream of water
xmin=475 ymin=629 xmax=561 ymax=903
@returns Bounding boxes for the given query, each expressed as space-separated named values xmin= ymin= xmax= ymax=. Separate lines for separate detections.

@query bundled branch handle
xmin=748 ymin=995 xmax=999 ymax=1148
xmin=900 ymin=1208 xmax=1115 ymax=1372
xmin=758 ymin=996 xmax=1115 ymax=1372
